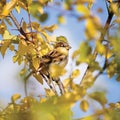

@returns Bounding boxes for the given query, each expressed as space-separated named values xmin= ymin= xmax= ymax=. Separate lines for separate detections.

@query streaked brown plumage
xmin=37 ymin=41 xmax=71 ymax=95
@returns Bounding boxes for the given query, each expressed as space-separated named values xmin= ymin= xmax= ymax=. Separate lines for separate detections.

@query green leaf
xmin=39 ymin=13 xmax=48 ymax=22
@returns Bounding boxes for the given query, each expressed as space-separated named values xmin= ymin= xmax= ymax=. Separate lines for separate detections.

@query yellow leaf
xmin=76 ymin=4 xmax=90 ymax=16
xmin=96 ymin=41 xmax=106 ymax=55
xmin=20 ymin=68 xmax=27 ymax=76
xmin=33 ymin=74 xmax=43 ymax=84
xmin=49 ymin=63 xmax=66 ymax=79
xmin=45 ymin=88 xmax=55 ymax=97
xmin=72 ymin=50 xmax=79 ymax=59
xmin=56 ymin=36 xmax=67 ymax=42
xmin=88 ymin=0 xmax=94 ymax=9
xmin=80 ymin=100 xmax=89 ymax=112
xmin=1 ymin=39 xmax=11 ymax=57
xmin=32 ymin=57 xmax=40 ymax=70
xmin=18 ymin=40 xmax=27 ymax=55
xmin=11 ymin=94 xmax=21 ymax=103
xmin=58 ymin=15 xmax=66 ymax=24
xmin=44 ymin=24 xmax=58 ymax=32
xmin=2 ymin=0 xmax=17 ymax=16
xmin=85 ymin=17 xmax=100 ymax=39
xmin=76 ymin=41 xmax=92 ymax=64
xmin=9 ymin=44 xmax=14 ymax=51
xmin=40 ymin=98 xmax=47 ymax=103
xmin=89 ymin=91 xmax=107 ymax=106
xmin=38 ymin=6 xmax=44 ymax=14
xmin=71 ymin=69 xmax=80 ymax=79
xmin=15 ymin=5 xmax=21 ymax=13
xmin=3 ymin=30 xmax=14 ymax=39
xmin=13 ymin=55 xmax=19 ymax=63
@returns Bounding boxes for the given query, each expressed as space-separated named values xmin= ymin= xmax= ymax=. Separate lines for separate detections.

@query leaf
xmin=11 ymin=94 xmax=21 ymax=103
xmin=15 ymin=5 xmax=21 ymax=13
xmin=96 ymin=41 xmax=106 ymax=55
xmin=56 ymin=36 xmax=67 ymax=42
xmin=20 ymin=68 xmax=27 ymax=76
xmin=39 ymin=13 xmax=48 ymax=22
xmin=18 ymin=40 xmax=27 ymax=55
xmin=89 ymin=91 xmax=107 ymax=106
xmin=44 ymin=24 xmax=58 ymax=32
xmin=3 ymin=30 xmax=14 ymax=39
xmin=5 ymin=18 xmax=12 ymax=26
xmin=76 ymin=4 xmax=90 ymax=16
xmin=13 ymin=55 xmax=19 ymax=63
xmin=1 ymin=39 xmax=11 ymax=57
xmin=85 ymin=17 xmax=100 ymax=39
xmin=9 ymin=44 xmax=14 ymax=51
xmin=31 ymin=22 xmax=41 ymax=31
xmin=32 ymin=57 xmax=40 ymax=70
xmin=72 ymin=50 xmax=79 ymax=59
xmin=49 ymin=63 xmax=66 ymax=79
xmin=116 ymin=75 xmax=120 ymax=82
xmin=71 ymin=69 xmax=80 ymax=79
xmin=33 ymin=74 xmax=43 ymax=84
xmin=80 ymin=100 xmax=89 ymax=112
xmin=87 ymin=0 xmax=94 ymax=10
xmin=38 ymin=6 xmax=44 ymax=14
xmin=2 ymin=0 xmax=17 ymax=17
xmin=58 ymin=15 xmax=66 ymax=24
xmin=76 ymin=41 xmax=92 ymax=64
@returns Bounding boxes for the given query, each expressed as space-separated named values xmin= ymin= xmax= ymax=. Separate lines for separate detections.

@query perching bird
xmin=37 ymin=36 xmax=71 ymax=95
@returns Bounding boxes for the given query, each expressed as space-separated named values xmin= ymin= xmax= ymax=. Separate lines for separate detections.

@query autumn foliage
xmin=0 ymin=0 xmax=120 ymax=120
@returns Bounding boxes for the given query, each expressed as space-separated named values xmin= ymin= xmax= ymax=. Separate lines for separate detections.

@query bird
xmin=37 ymin=36 xmax=71 ymax=95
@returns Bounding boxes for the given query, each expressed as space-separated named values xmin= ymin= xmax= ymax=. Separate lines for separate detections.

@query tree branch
xmin=79 ymin=0 xmax=114 ymax=85
xmin=9 ymin=12 xmax=29 ymax=41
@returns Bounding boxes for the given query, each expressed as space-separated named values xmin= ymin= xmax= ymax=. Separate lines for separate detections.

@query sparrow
xmin=37 ymin=37 xmax=71 ymax=95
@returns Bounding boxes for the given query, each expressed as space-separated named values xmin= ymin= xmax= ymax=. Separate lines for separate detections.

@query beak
xmin=67 ymin=45 xmax=71 ymax=50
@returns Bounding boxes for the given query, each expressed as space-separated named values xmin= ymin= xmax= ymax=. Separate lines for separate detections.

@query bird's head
xmin=54 ymin=36 xmax=71 ymax=50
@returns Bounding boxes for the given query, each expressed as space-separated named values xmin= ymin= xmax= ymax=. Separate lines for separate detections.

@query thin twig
xmin=9 ymin=12 xmax=29 ymax=41
xmin=24 ymin=72 xmax=33 ymax=96
xmin=79 ymin=0 xmax=114 ymax=85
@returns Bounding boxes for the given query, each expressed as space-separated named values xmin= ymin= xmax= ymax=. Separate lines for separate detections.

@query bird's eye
xmin=60 ymin=44 xmax=64 ymax=47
